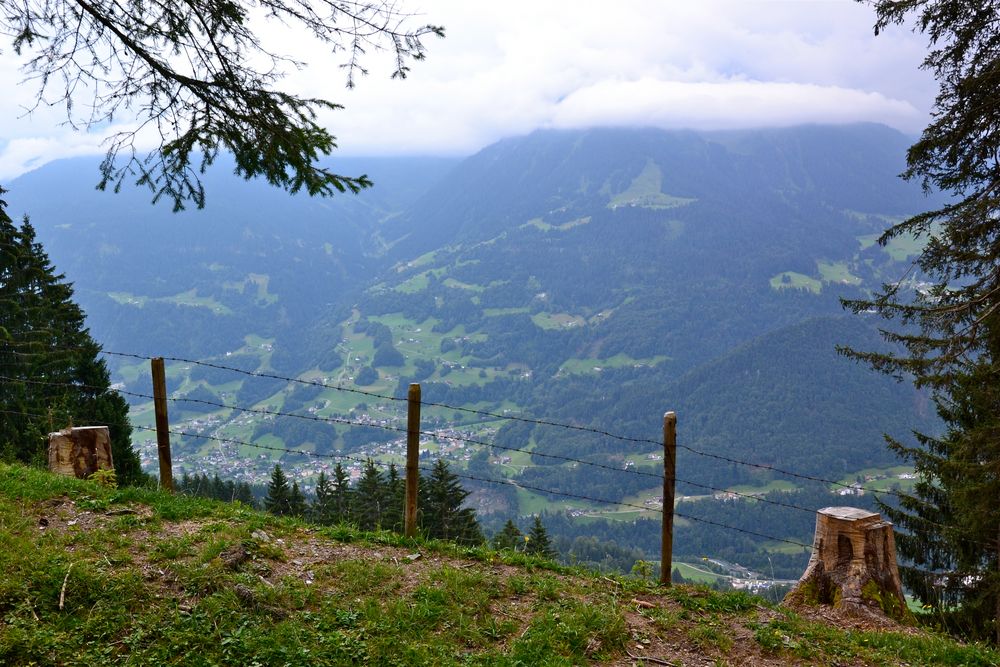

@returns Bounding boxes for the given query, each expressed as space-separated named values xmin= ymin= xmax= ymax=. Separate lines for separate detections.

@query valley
xmin=9 ymin=123 xmax=941 ymax=578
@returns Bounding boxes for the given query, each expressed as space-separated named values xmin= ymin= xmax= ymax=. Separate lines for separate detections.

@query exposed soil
xmin=27 ymin=497 xmax=926 ymax=666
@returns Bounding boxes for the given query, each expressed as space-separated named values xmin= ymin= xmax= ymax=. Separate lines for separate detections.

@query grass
xmin=524 ymin=216 xmax=592 ymax=231
xmin=531 ymin=312 xmax=587 ymax=330
xmin=673 ymin=562 xmax=727 ymax=584
xmin=0 ymin=463 xmax=996 ymax=666
xmin=108 ymin=289 xmax=234 ymax=315
xmin=559 ymin=353 xmax=668 ymax=375
xmin=836 ymin=465 xmax=917 ymax=492
xmin=770 ymin=271 xmax=822 ymax=294
xmin=857 ymin=228 xmax=927 ymax=261
xmin=728 ymin=479 xmax=800 ymax=495
xmin=816 ymin=260 xmax=861 ymax=285
xmin=607 ymin=160 xmax=697 ymax=210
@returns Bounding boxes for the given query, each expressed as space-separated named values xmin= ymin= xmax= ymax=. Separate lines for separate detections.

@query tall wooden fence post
xmin=660 ymin=411 xmax=677 ymax=586
xmin=405 ymin=383 xmax=421 ymax=538
xmin=151 ymin=357 xmax=173 ymax=492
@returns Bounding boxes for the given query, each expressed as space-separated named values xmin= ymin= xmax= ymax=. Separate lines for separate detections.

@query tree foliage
xmin=843 ymin=0 xmax=1000 ymax=642
xmin=525 ymin=514 xmax=556 ymax=560
xmin=0 ymin=188 xmax=142 ymax=482
xmin=420 ymin=458 xmax=482 ymax=545
xmin=492 ymin=519 xmax=523 ymax=551
xmin=1 ymin=0 xmax=442 ymax=209
xmin=264 ymin=463 xmax=291 ymax=515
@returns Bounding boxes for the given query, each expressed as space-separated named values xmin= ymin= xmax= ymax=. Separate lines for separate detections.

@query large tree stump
xmin=784 ymin=506 xmax=911 ymax=623
xmin=48 ymin=426 xmax=114 ymax=479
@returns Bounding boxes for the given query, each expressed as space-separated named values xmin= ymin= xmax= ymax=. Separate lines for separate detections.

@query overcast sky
xmin=0 ymin=0 xmax=935 ymax=180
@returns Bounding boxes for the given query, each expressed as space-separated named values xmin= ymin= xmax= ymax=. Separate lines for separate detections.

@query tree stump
xmin=784 ymin=506 xmax=911 ymax=623
xmin=48 ymin=426 xmax=114 ymax=479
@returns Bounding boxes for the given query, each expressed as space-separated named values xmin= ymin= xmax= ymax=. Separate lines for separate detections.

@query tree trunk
xmin=48 ymin=426 xmax=114 ymax=479
xmin=784 ymin=506 xmax=911 ymax=623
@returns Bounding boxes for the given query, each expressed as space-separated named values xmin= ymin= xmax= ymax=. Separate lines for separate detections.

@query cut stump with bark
xmin=784 ymin=506 xmax=911 ymax=623
xmin=48 ymin=426 xmax=114 ymax=479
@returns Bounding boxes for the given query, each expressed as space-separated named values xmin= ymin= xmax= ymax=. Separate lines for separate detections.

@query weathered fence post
xmin=405 ymin=382 xmax=421 ymax=538
xmin=785 ymin=506 xmax=910 ymax=622
xmin=151 ymin=357 xmax=173 ymax=492
xmin=660 ymin=411 xmax=677 ymax=586
xmin=48 ymin=426 xmax=114 ymax=479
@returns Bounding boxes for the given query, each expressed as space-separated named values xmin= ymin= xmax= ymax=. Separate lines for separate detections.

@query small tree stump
xmin=48 ymin=426 xmax=114 ymax=479
xmin=784 ymin=506 xmax=910 ymax=623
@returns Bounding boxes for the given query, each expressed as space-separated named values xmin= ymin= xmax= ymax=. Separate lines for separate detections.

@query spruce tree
xmin=0 ymin=191 xmax=142 ymax=482
xmin=420 ymin=459 xmax=482 ymax=545
xmin=312 ymin=471 xmax=335 ymax=525
xmin=525 ymin=515 xmax=556 ymax=560
xmin=354 ymin=458 xmax=385 ymax=530
xmin=492 ymin=519 xmax=523 ymax=551
xmin=843 ymin=2 xmax=1000 ymax=642
xmin=235 ymin=481 xmax=255 ymax=507
xmin=383 ymin=463 xmax=404 ymax=533
xmin=331 ymin=463 xmax=352 ymax=524
xmin=264 ymin=464 xmax=291 ymax=516
xmin=289 ymin=481 xmax=307 ymax=518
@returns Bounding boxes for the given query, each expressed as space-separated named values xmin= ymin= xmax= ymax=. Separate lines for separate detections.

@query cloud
xmin=547 ymin=78 xmax=922 ymax=132
xmin=0 ymin=0 xmax=937 ymax=178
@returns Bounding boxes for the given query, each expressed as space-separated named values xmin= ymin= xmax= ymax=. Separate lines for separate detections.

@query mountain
xmin=7 ymin=124 xmax=944 ymax=572
xmin=6 ymin=156 xmax=458 ymax=363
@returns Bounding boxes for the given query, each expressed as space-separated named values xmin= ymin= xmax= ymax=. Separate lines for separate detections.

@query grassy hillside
xmin=1 ymin=464 xmax=996 ymax=666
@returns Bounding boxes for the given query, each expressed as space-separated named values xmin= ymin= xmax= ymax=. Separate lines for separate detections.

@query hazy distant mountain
xmin=8 ymin=124 xmax=941 ymax=534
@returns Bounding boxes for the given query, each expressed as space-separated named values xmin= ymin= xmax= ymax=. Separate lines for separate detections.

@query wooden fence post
xmin=660 ymin=411 xmax=677 ymax=586
xmin=151 ymin=357 xmax=173 ymax=492
xmin=405 ymin=383 xmax=421 ymax=538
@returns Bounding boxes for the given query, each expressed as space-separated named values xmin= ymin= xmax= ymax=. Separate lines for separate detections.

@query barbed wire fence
xmin=5 ymin=344 xmax=963 ymax=586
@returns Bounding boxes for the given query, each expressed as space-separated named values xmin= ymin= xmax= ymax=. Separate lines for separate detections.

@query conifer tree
xmin=420 ymin=459 xmax=482 ymax=545
xmin=289 ymin=481 xmax=307 ymax=518
xmin=235 ymin=481 xmax=255 ymax=507
xmin=211 ymin=474 xmax=226 ymax=501
xmin=843 ymin=2 xmax=1000 ymax=642
xmin=0 ymin=190 xmax=142 ymax=482
xmin=492 ymin=519 xmax=523 ymax=551
xmin=179 ymin=472 xmax=193 ymax=494
xmin=1 ymin=2 xmax=442 ymax=210
xmin=331 ymin=463 xmax=352 ymax=524
xmin=525 ymin=515 xmax=556 ymax=560
xmin=354 ymin=458 xmax=385 ymax=530
xmin=264 ymin=464 xmax=291 ymax=516
xmin=383 ymin=463 xmax=405 ymax=533
xmin=312 ymin=470 xmax=335 ymax=525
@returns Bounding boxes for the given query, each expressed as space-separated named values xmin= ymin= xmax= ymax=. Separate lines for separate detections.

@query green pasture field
xmin=515 ymin=486 xmax=597 ymax=516
xmin=761 ymin=540 xmax=812 ymax=556
xmin=607 ymin=160 xmax=697 ymax=210
xmin=559 ymin=353 xmax=668 ymax=376
xmin=524 ymin=216 xmax=592 ymax=231
xmin=532 ymin=312 xmax=586 ymax=330
xmin=836 ymin=465 xmax=916 ymax=492
xmin=673 ymin=562 xmax=727 ymax=584
xmin=769 ymin=272 xmax=822 ymax=294
xmin=857 ymin=231 xmax=925 ymax=261
xmin=727 ymin=480 xmax=800 ymax=495
xmin=442 ymin=277 xmax=485 ymax=292
xmin=484 ymin=307 xmax=530 ymax=316
xmin=816 ymin=260 xmax=861 ymax=285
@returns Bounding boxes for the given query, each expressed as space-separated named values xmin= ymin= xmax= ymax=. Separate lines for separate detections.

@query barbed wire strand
xmin=1 ymin=375 xmax=674 ymax=484
xmin=0 ymin=345 xmax=930 ymax=501
xmin=0 ymin=374 xmax=917 ymax=505
xmin=0 ymin=405 xmax=988 ymax=551
xmin=132 ymin=424 xmax=813 ymax=550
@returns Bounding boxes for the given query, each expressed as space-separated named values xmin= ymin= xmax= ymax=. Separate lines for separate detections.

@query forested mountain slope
xmin=8 ymin=124 xmax=943 ymax=570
